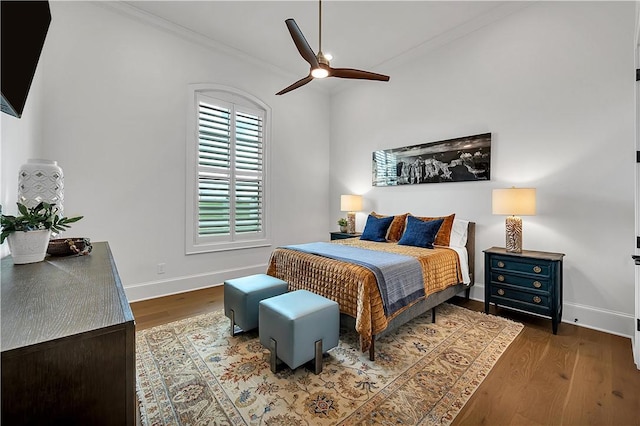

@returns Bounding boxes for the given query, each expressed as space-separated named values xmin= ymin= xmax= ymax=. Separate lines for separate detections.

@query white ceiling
xmin=123 ymin=1 xmax=514 ymax=91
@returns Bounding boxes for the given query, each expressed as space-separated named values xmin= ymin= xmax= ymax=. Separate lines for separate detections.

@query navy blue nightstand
xmin=330 ymin=232 xmax=361 ymax=241
xmin=484 ymin=247 xmax=565 ymax=334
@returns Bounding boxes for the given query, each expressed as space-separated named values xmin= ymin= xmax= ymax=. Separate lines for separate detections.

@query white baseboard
xmin=467 ymin=284 xmax=635 ymax=339
xmin=561 ymin=302 xmax=635 ymax=339
xmin=124 ymin=264 xmax=268 ymax=302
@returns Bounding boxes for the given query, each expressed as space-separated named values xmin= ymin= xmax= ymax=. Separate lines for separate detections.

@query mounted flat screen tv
xmin=1 ymin=1 xmax=51 ymax=118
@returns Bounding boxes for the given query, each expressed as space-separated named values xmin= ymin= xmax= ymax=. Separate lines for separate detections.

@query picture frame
xmin=372 ymin=133 xmax=491 ymax=186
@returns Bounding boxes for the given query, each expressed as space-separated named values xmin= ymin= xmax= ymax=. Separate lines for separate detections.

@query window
xmin=186 ymin=84 xmax=270 ymax=253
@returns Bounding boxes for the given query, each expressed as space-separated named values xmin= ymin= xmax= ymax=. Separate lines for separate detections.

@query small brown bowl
xmin=47 ymin=238 xmax=92 ymax=256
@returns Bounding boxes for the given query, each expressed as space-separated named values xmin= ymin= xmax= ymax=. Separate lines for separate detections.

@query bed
xmin=266 ymin=216 xmax=475 ymax=361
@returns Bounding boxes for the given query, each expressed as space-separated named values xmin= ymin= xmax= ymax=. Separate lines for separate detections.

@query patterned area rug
xmin=136 ymin=303 xmax=523 ymax=425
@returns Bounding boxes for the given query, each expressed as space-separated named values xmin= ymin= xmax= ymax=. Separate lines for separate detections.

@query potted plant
xmin=337 ymin=218 xmax=348 ymax=233
xmin=1 ymin=202 xmax=83 ymax=264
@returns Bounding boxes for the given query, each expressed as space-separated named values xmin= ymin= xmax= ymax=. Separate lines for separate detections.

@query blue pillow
xmin=398 ymin=216 xmax=444 ymax=249
xmin=360 ymin=214 xmax=394 ymax=242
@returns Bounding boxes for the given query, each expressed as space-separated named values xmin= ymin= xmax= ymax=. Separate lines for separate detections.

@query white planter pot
xmin=7 ymin=230 xmax=52 ymax=264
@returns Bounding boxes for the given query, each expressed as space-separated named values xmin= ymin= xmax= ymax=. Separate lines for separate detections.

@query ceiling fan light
xmin=324 ymin=53 xmax=333 ymax=61
xmin=311 ymin=67 xmax=329 ymax=78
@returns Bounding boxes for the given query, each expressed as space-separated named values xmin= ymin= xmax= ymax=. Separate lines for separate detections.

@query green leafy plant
xmin=337 ymin=218 xmax=348 ymax=227
xmin=1 ymin=202 xmax=83 ymax=243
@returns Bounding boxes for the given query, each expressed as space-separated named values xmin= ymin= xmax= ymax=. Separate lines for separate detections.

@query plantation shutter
xmin=234 ymin=111 xmax=263 ymax=234
xmin=197 ymin=96 xmax=264 ymax=239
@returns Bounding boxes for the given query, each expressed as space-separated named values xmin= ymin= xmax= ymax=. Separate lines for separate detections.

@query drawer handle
xmin=497 ymin=261 xmax=505 ymax=268
xmin=533 ymin=266 xmax=542 ymax=273
xmin=497 ymin=289 xmax=505 ymax=296
xmin=533 ymin=296 xmax=542 ymax=304
xmin=533 ymin=281 xmax=542 ymax=288
xmin=497 ymin=275 xmax=505 ymax=282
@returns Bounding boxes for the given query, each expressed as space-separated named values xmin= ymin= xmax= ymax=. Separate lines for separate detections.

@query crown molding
xmin=95 ymin=1 xmax=329 ymax=94
xmin=329 ymin=2 xmax=533 ymax=95
xmin=378 ymin=2 xmax=533 ymax=72
xmin=96 ymin=2 xmax=532 ymax=97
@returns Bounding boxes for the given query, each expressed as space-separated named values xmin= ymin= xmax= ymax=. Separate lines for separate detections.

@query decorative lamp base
xmin=347 ymin=212 xmax=356 ymax=234
xmin=505 ymin=215 xmax=522 ymax=253
xmin=18 ymin=159 xmax=64 ymax=214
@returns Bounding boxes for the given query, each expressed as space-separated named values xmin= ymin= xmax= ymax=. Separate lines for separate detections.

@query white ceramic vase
xmin=18 ymin=159 xmax=64 ymax=214
xmin=7 ymin=229 xmax=52 ymax=264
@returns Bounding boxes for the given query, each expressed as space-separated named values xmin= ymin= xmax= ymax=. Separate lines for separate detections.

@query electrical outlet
xmin=157 ymin=263 xmax=165 ymax=274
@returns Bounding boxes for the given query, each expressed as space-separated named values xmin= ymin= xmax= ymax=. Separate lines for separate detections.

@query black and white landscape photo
xmin=372 ymin=133 xmax=491 ymax=186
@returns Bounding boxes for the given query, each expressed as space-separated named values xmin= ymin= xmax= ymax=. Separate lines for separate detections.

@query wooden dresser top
xmin=1 ymin=242 xmax=134 ymax=353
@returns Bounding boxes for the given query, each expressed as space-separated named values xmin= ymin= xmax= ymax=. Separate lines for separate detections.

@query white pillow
xmin=449 ymin=219 xmax=469 ymax=247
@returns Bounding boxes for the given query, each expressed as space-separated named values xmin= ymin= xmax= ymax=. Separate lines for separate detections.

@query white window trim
xmin=185 ymin=83 xmax=271 ymax=254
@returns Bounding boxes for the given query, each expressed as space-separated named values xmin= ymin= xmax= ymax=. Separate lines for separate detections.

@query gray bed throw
xmin=283 ymin=242 xmax=425 ymax=316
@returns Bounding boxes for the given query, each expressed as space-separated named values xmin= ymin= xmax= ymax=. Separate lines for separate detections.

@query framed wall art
xmin=372 ymin=133 xmax=491 ymax=186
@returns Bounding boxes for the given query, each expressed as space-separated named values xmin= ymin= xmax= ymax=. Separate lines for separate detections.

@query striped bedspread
xmin=284 ymin=242 xmax=424 ymax=316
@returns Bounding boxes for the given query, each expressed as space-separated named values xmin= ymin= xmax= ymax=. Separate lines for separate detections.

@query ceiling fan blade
xmin=285 ymin=18 xmax=319 ymax=68
xmin=276 ymin=75 xmax=314 ymax=95
xmin=330 ymin=67 xmax=390 ymax=81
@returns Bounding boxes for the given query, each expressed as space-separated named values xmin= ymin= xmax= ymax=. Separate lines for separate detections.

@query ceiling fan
xmin=276 ymin=0 xmax=390 ymax=95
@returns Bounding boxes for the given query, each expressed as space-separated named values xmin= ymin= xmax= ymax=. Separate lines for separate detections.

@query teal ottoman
xmin=224 ymin=274 xmax=288 ymax=336
xmin=259 ymin=290 xmax=339 ymax=374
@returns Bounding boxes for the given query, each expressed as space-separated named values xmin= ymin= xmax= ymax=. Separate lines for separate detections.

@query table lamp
xmin=340 ymin=194 xmax=362 ymax=234
xmin=492 ymin=187 xmax=536 ymax=253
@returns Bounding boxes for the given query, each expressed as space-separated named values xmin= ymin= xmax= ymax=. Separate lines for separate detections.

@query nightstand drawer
xmin=491 ymin=286 xmax=550 ymax=308
xmin=491 ymin=256 xmax=550 ymax=277
xmin=490 ymin=271 xmax=550 ymax=292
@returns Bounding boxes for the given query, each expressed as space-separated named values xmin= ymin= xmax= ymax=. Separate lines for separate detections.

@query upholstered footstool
xmin=224 ymin=274 xmax=288 ymax=336
xmin=259 ymin=289 xmax=339 ymax=374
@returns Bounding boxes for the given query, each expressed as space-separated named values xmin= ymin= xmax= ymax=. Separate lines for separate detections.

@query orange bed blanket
xmin=266 ymin=239 xmax=463 ymax=351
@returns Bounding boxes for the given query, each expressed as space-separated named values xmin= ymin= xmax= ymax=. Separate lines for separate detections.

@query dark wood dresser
xmin=1 ymin=242 xmax=135 ymax=425
xmin=484 ymin=246 xmax=564 ymax=334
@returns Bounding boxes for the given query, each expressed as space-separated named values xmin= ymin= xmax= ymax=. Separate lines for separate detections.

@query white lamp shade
xmin=340 ymin=194 xmax=363 ymax=212
xmin=492 ymin=188 xmax=536 ymax=216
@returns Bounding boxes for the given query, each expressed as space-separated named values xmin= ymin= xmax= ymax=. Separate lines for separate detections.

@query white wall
xmin=18 ymin=2 xmax=331 ymax=300
xmin=330 ymin=2 xmax=636 ymax=337
xmin=2 ymin=1 xmax=635 ymax=338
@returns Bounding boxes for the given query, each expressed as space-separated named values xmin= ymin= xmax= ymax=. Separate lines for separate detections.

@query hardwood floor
xmin=451 ymin=298 xmax=640 ymax=426
xmin=130 ymin=287 xmax=640 ymax=426
xmin=131 ymin=286 xmax=224 ymax=331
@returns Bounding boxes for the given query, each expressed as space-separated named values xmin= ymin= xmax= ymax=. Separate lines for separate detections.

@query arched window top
xmin=189 ymin=83 xmax=270 ymax=113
